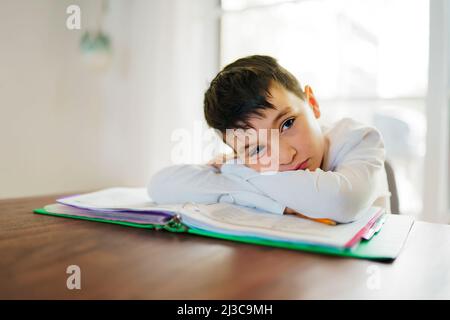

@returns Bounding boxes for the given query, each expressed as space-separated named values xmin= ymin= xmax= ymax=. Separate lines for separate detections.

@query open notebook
xmin=34 ymin=188 xmax=414 ymax=261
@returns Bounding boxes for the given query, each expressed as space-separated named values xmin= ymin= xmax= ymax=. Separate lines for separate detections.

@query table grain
xmin=1 ymin=194 xmax=450 ymax=299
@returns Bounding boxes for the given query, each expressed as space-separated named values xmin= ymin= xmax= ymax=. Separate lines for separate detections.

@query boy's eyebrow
xmin=238 ymin=107 xmax=291 ymax=153
xmin=272 ymin=107 xmax=290 ymax=127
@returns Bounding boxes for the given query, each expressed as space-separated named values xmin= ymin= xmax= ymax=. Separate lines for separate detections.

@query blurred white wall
xmin=0 ymin=0 xmax=219 ymax=199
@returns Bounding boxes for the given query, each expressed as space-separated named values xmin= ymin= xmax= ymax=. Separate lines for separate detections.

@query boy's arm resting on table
xmin=147 ymin=164 xmax=285 ymax=214
xmin=221 ymin=127 xmax=386 ymax=223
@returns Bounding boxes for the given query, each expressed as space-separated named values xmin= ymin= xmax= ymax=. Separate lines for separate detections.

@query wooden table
xmin=1 ymin=194 xmax=450 ymax=299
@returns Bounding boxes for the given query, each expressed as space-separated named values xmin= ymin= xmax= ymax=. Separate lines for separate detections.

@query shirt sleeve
xmin=220 ymin=124 xmax=386 ymax=223
xmin=147 ymin=164 xmax=285 ymax=214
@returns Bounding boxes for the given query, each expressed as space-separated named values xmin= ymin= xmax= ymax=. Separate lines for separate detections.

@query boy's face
xmin=225 ymin=82 xmax=327 ymax=172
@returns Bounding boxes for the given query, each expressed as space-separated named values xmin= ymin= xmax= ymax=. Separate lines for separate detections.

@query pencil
xmin=285 ymin=209 xmax=337 ymax=226
xmin=311 ymin=218 xmax=337 ymax=226
xmin=294 ymin=212 xmax=337 ymax=225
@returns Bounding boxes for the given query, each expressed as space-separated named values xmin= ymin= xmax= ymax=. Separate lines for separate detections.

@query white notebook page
xmin=179 ymin=203 xmax=382 ymax=248
xmin=57 ymin=187 xmax=180 ymax=212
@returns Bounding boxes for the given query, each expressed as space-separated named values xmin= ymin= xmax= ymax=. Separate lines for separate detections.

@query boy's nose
xmin=280 ymin=145 xmax=297 ymax=166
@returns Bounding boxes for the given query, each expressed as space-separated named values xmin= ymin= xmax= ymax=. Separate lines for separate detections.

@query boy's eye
xmin=281 ymin=118 xmax=295 ymax=131
xmin=249 ymin=145 xmax=265 ymax=157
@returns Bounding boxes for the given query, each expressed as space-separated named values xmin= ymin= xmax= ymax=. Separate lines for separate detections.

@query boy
xmin=148 ymin=55 xmax=390 ymax=223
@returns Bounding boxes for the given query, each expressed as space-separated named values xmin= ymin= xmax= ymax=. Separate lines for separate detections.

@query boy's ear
xmin=305 ymin=85 xmax=321 ymax=119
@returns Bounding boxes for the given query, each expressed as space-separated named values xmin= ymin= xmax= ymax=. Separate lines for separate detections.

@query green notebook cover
xmin=33 ymin=208 xmax=414 ymax=261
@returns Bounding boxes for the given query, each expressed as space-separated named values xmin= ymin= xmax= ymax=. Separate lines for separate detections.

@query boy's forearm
xmin=221 ymin=162 xmax=382 ymax=223
xmin=147 ymin=164 xmax=285 ymax=214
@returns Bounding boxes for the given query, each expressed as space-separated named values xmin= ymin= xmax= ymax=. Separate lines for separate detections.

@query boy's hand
xmin=207 ymin=152 xmax=238 ymax=170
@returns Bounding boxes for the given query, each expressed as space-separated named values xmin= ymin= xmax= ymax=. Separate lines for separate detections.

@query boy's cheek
xmin=244 ymin=161 xmax=280 ymax=173
xmin=240 ymin=160 xmax=263 ymax=172
xmin=246 ymin=163 xmax=262 ymax=172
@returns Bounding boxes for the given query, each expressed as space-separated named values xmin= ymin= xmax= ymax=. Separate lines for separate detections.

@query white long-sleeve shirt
xmin=147 ymin=118 xmax=391 ymax=223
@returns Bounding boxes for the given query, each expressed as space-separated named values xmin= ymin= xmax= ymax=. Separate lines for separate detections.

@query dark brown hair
xmin=203 ymin=55 xmax=305 ymax=136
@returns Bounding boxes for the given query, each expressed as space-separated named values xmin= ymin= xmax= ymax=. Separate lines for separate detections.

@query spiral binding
xmin=159 ymin=202 xmax=199 ymax=233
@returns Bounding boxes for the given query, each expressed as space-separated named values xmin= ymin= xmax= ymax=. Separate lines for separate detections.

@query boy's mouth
xmin=293 ymin=158 xmax=309 ymax=170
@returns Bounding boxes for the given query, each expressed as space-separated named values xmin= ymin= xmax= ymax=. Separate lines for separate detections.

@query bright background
xmin=1 ymin=0 xmax=449 ymax=223
xmin=221 ymin=0 xmax=429 ymax=217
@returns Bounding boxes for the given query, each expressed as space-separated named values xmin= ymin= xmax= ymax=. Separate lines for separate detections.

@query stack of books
xmin=34 ymin=188 xmax=414 ymax=261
